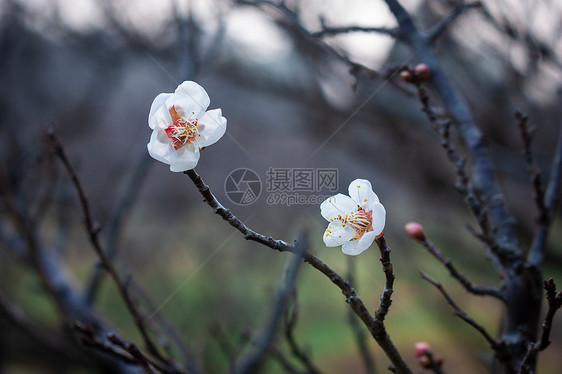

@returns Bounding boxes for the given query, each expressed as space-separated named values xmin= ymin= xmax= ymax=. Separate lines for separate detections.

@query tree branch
xmin=86 ymin=151 xmax=152 ymax=304
xmin=347 ymin=258 xmax=377 ymax=374
xmin=283 ymin=291 xmax=323 ymax=374
xmin=528 ymin=121 xmax=562 ymax=266
xmin=233 ymin=236 xmax=306 ymax=374
xmin=419 ymin=272 xmax=507 ymax=358
xmin=517 ymin=278 xmax=562 ymax=374
xmin=311 ymin=25 xmax=399 ymax=39
xmin=48 ymin=129 xmax=182 ymax=373
xmin=184 ymin=169 xmax=412 ymax=374
xmin=384 ymin=0 xmax=521 ymax=262
xmin=418 ymin=238 xmax=503 ymax=300
xmin=428 ymin=2 xmax=482 ymax=43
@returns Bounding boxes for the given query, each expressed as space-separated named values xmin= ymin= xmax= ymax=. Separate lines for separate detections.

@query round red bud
xmin=414 ymin=63 xmax=430 ymax=81
xmin=400 ymin=70 xmax=413 ymax=82
xmin=405 ymin=222 xmax=426 ymax=242
xmin=414 ymin=342 xmax=432 ymax=357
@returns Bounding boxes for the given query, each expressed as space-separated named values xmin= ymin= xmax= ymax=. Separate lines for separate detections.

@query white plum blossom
xmin=147 ymin=81 xmax=227 ymax=172
xmin=320 ymin=179 xmax=386 ymax=256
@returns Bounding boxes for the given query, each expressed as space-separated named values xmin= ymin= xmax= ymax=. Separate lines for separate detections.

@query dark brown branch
xmin=374 ymin=237 xmax=395 ymax=322
xmin=236 ymin=0 xmax=384 ymax=82
xmin=311 ymin=25 xmax=399 ymax=39
xmin=428 ymin=2 xmax=482 ymax=42
xmin=184 ymin=169 xmax=412 ymax=374
xmin=528 ymin=122 xmax=562 ymax=266
xmin=419 ymin=272 xmax=506 ymax=356
xmin=75 ymin=323 xmax=157 ymax=373
xmin=517 ymin=278 xmax=562 ymax=374
xmin=267 ymin=346 xmax=304 ymax=374
xmin=515 ymin=111 xmax=547 ymax=227
xmin=416 ymin=85 xmax=494 ymax=252
xmin=347 ymin=258 xmax=377 ymax=374
xmin=185 ymin=169 xmax=292 ymax=252
xmin=419 ymin=239 xmax=503 ymax=300
xmin=48 ymin=129 xmax=181 ymax=373
xmin=233 ymin=237 xmax=306 ymax=374
xmin=537 ymin=278 xmax=562 ymax=350
xmin=283 ymin=291 xmax=323 ymax=374
xmin=86 ymin=152 xmax=152 ymax=304
xmin=384 ymin=0 xmax=521 ymax=262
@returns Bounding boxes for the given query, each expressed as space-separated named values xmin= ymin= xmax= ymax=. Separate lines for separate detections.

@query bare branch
xmin=74 ymin=323 xmax=158 ymax=374
xmin=184 ymin=169 xmax=413 ymax=374
xmin=86 ymin=151 xmax=151 ymax=304
xmin=518 ymin=278 xmax=562 ymax=374
xmin=374 ymin=237 xmax=395 ymax=322
xmin=185 ymin=169 xmax=292 ymax=252
xmin=233 ymin=236 xmax=306 ymax=374
xmin=428 ymin=2 xmax=482 ymax=42
xmin=347 ymin=258 xmax=377 ymax=374
xmin=419 ymin=272 xmax=506 ymax=356
xmin=48 ymin=129 xmax=181 ymax=372
xmin=515 ymin=111 xmax=547 ymax=224
xmin=528 ymin=122 xmax=562 ymax=266
xmin=283 ymin=291 xmax=323 ymax=374
xmin=384 ymin=0 xmax=521 ymax=261
xmin=416 ymin=84 xmax=496 ymax=256
xmin=418 ymin=239 xmax=503 ymax=300
xmin=311 ymin=25 xmax=398 ymax=39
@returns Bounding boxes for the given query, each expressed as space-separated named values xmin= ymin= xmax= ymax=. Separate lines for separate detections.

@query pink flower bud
xmin=405 ymin=222 xmax=426 ymax=241
xmin=414 ymin=342 xmax=432 ymax=358
xmin=400 ymin=70 xmax=413 ymax=83
xmin=414 ymin=63 xmax=430 ymax=82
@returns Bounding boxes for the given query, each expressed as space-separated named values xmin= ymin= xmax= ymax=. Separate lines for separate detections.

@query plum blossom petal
xmin=320 ymin=194 xmax=360 ymax=222
xmin=342 ymin=231 xmax=377 ymax=256
xmin=172 ymin=81 xmax=210 ymax=118
xmin=370 ymin=202 xmax=386 ymax=237
xmin=320 ymin=179 xmax=386 ymax=255
xmin=147 ymin=81 xmax=226 ymax=172
xmin=197 ymin=109 xmax=227 ymax=147
xmin=323 ymin=221 xmax=356 ymax=247
xmin=148 ymin=93 xmax=172 ymax=130
xmin=348 ymin=178 xmax=379 ymax=210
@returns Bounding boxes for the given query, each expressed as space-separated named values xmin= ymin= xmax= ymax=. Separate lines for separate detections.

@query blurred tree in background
xmin=1 ymin=0 xmax=562 ymax=373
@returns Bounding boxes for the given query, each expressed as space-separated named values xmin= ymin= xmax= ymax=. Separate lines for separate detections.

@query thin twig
xmin=267 ymin=346 xmax=304 ymax=374
xmin=419 ymin=272 xmax=506 ymax=356
xmin=528 ymin=122 xmax=562 ymax=266
xmin=416 ymin=85 xmax=493 ymax=250
xmin=385 ymin=0 xmax=521 ymax=260
xmin=233 ymin=236 xmax=306 ymax=374
xmin=428 ymin=2 xmax=482 ymax=42
xmin=515 ymin=111 xmax=547 ymax=226
xmin=311 ymin=25 xmax=398 ymax=39
xmin=517 ymin=278 xmax=562 ymax=374
xmin=374 ymin=237 xmax=395 ymax=322
xmin=347 ymin=258 xmax=377 ymax=374
xmin=283 ymin=291 xmax=323 ymax=374
xmin=86 ymin=151 xmax=152 ymax=304
xmin=48 ymin=129 xmax=181 ymax=373
xmin=74 ymin=323 xmax=157 ymax=374
xmin=419 ymin=239 xmax=504 ymax=300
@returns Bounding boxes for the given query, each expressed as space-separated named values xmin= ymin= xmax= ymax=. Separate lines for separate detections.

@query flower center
xmin=348 ymin=208 xmax=373 ymax=239
xmin=165 ymin=105 xmax=199 ymax=150
xmin=332 ymin=207 xmax=373 ymax=240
